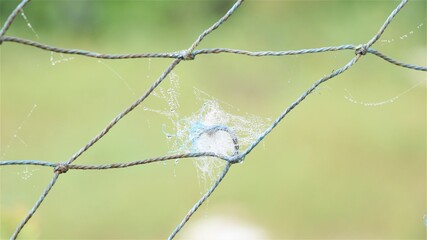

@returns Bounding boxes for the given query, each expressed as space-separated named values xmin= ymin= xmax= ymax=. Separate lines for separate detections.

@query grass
xmin=1 ymin=1 xmax=426 ymax=239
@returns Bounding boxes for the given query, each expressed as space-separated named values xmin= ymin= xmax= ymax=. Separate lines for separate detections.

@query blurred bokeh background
xmin=1 ymin=0 xmax=426 ymax=239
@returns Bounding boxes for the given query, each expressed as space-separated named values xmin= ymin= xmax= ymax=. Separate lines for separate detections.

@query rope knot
xmin=180 ymin=50 xmax=195 ymax=60
xmin=229 ymin=155 xmax=244 ymax=164
xmin=54 ymin=163 xmax=69 ymax=174
xmin=355 ymin=44 xmax=368 ymax=56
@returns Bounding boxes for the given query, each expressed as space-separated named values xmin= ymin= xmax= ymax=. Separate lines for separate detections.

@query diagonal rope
xmin=0 ymin=0 xmax=31 ymax=40
xmin=182 ymin=0 xmax=244 ymax=59
xmin=367 ymin=49 xmax=427 ymax=71
xmin=0 ymin=152 xmax=234 ymax=170
xmin=168 ymin=162 xmax=232 ymax=240
xmin=65 ymin=0 xmax=244 ymax=166
xmin=1 ymin=0 xmax=244 ymax=239
xmin=241 ymin=55 xmax=361 ymax=157
xmin=10 ymin=173 xmax=60 ymax=240
xmin=365 ymin=0 xmax=408 ymax=48
xmin=239 ymin=0 xmax=412 ymax=158
xmin=65 ymin=58 xmax=182 ymax=165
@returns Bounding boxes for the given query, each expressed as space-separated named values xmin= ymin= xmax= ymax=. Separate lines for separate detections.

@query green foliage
xmin=1 ymin=1 xmax=425 ymax=239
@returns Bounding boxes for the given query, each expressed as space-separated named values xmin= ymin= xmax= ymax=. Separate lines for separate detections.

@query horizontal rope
xmin=0 ymin=36 xmax=182 ymax=59
xmin=0 ymin=160 xmax=57 ymax=168
xmin=0 ymin=37 xmax=358 ymax=59
xmin=2 ymin=36 xmax=424 ymax=72
xmin=0 ymin=152 xmax=230 ymax=169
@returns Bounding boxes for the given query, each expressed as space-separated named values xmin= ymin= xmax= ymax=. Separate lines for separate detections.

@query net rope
xmin=0 ymin=0 xmax=425 ymax=239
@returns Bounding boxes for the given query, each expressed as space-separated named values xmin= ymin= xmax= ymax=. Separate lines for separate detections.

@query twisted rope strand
xmin=366 ymin=0 xmax=408 ymax=48
xmin=65 ymin=58 xmax=182 ymax=165
xmin=0 ymin=0 xmax=31 ymax=40
xmin=368 ymin=49 xmax=427 ymax=71
xmin=1 ymin=1 xmax=245 ymax=239
xmin=0 ymin=36 xmax=181 ymax=59
xmin=2 ymin=36 xmax=425 ymax=71
xmin=0 ymin=160 xmax=57 ymax=168
xmin=10 ymin=173 xmax=60 ymax=240
xmin=66 ymin=0 xmax=243 ymax=166
xmin=0 ymin=152 xmax=232 ymax=170
xmin=183 ymin=0 xmax=244 ymax=58
xmin=242 ymin=55 xmax=361 ymax=157
xmin=168 ymin=162 xmax=232 ymax=240
xmin=68 ymin=152 xmax=223 ymax=170
xmin=241 ymin=0 xmax=412 ymax=157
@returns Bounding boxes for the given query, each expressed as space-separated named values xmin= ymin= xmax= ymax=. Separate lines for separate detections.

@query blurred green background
xmin=1 ymin=0 xmax=426 ymax=239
